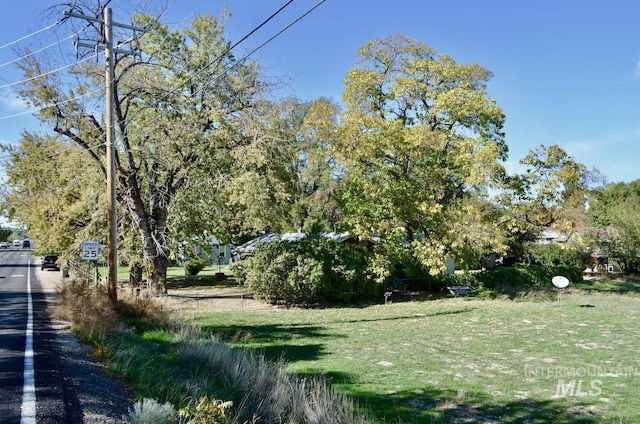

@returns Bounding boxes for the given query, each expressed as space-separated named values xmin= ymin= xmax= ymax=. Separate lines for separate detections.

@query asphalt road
xmin=0 ymin=247 xmax=131 ymax=423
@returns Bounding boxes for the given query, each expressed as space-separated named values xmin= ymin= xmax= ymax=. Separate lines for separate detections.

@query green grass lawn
xmin=184 ymin=289 xmax=640 ymax=423
xmin=94 ymin=264 xmax=232 ymax=282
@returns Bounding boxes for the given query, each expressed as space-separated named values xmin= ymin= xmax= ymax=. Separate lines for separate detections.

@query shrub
xmin=235 ymin=237 xmax=377 ymax=305
xmin=528 ymin=243 xmax=589 ymax=269
xmin=179 ymin=395 xmax=233 ymax=424
xmin=123 ymin=398 xmax=178 ymax=424
xmin=477 ymin=264 xmax=583 ymax=291
xmin=184 ymin=257 xmax=208 ymax=276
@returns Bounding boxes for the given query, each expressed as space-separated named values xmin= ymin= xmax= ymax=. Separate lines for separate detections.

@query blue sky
xmin=1 ymin=0 xmax=639 ymax=184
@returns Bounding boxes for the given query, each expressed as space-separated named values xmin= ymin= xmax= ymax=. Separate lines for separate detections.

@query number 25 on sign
xmin=82 ymin=241 xmax=100 ymax=261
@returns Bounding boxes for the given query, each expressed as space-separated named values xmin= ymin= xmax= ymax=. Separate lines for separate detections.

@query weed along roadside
xmin=51 ymin=267 xmax=640 ymax=423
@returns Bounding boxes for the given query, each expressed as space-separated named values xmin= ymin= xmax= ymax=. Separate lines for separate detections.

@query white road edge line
xmin=20 ymin=260 xmax=36 ymax=424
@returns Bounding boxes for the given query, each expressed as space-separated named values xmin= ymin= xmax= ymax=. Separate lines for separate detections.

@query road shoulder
xmin=32 ymin=263 xmax=133 ymax=424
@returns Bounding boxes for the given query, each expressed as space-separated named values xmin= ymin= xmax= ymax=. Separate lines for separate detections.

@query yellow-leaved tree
xmin=335 ymin=35 xmax=509 ymax=277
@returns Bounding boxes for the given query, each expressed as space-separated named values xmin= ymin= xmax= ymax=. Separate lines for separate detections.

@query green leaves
xmin=337 ymin=35 xmax=507 ymax=274
xmin=1 ymin=132 xmax=105 ymax=254
xmin=586 ymin=183 xmax=640 ymax=274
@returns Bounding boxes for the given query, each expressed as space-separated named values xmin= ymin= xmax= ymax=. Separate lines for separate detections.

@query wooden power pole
xmin=104 ymin=7 xmax=118 ymax=302
xmin=64 ymin=7 xmax=143 ymax=301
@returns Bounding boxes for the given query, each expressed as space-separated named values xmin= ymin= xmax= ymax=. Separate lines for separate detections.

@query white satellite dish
xmin=552 ymin=275 xmax=569 ymax=289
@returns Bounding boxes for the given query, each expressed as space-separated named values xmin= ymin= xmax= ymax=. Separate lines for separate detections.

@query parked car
xmin=41 ymin=255 xmax=60 ymax=271
xmin=0 ymin=242 xmax=8 ymax=248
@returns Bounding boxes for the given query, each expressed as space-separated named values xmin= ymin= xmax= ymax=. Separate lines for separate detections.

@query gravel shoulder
xmin=34 ymin=265 xmax=133 ymax=424
xmin=33 ymin=264 xmax=282 ymax=423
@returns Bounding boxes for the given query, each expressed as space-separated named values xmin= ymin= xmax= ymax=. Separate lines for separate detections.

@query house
xmin=536 ymin=230 xmax=569 ymax=245
xmin=231 ymin=231 xmax=351 ymax=260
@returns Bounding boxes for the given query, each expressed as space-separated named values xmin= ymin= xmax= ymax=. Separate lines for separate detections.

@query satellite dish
xmin=552 ymin=276 xmax=569 ymax=289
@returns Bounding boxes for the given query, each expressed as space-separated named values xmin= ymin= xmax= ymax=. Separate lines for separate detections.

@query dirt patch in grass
xmin=156 ymin=279 xmax=438 ymax=314
xmin=157 ymin=284 xmax=280 ymax=314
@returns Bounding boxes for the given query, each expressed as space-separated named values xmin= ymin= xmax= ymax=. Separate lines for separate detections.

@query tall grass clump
xmin=112 ymin=324 xmax=371 ymax=424
xmin=172 ymin=325 xmax=369 ymax=424
xmin=53 ymin=278 xmax=120 ymax=339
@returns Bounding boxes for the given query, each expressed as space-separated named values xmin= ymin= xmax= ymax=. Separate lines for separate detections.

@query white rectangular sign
xmin=82 ymin=241 xmax=100 ymax=261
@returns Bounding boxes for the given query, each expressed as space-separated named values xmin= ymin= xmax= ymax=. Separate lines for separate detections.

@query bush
xmin=476 ymin=264 xmax=583 ymax=292
xmin=124 ymin=398 xmax=178 ymax=424
xmin=184 ymin=257 xmax=208 ymax=276
xmin=404 ymin=264 xmax=584 ymax=296
xmin=528 ymin=243 xmax=590 ymax=269
xmin=235 ymin=238 xmax=378 ymax=305
xmin=179 ymin=395 xmax=233 ymax=424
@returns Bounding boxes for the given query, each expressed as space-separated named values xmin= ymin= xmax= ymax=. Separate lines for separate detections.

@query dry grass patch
xmin=53 ymin=278 xmax=120 ymax=339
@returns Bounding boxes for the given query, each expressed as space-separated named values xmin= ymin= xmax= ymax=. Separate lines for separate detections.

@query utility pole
xmin=64 ymin=7 xmax=143 ymax=301
xmin=104 ymin=7 xmax=117 ymax=302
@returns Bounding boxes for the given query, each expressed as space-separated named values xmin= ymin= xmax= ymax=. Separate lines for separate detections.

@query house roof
xmin=232 ymin=231 xmax=351 ymax=255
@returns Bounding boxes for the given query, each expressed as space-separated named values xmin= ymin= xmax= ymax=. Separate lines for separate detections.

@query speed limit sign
xmin=82 ymin=241 xmax=100 ymax=261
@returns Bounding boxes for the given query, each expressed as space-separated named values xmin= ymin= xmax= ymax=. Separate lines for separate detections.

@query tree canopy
xmin=586 ymin=180 xmax=640 ymax=274
xmin=1 ymin=132 xmax=105 ymax=255
xmin=13 ymin=8 xmax=265 ymax=293
xmin=1 ymin=4 xmax=605 ymax=291
xmin=334 ymin=35 xmax=508 ymax=276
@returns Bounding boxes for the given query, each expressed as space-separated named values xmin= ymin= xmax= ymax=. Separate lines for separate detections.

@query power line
xmin=123 ymin=0 xmax=326 ymax=138
xmin=2 ymin=0 xmax=328 ymax=154
xmin=131 ymin=0 xmax=296 ymax=115
xmin=0 ymin=20 xmax=62 ymax=51
xmin=240 ymin=0 xmax=327 ymax=71
xmin=0 ymin=88 xmax=103 ymax=121
xmin=0 ymin=10 xmax=193 ymax=132
xmin=0 ymin=27 xmax=88 ymax=71
xmin=0 ymin=53 xmax=98 ymax=90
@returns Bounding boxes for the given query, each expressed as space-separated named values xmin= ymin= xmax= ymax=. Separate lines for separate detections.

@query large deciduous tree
xmin=498 ymin=144 xmax=594 ymax=258
xmin=15 ymin=6 xmax=263 ymax=293
xmin=1 ymin=132 xmax=105 ymax=255
xmin=587 ymin=180 xmax=640 ymax=274
xmin=222 ymin=96 xmax=343 ymax=241
xmin=335 ymin=35 xmax=508 ymax=276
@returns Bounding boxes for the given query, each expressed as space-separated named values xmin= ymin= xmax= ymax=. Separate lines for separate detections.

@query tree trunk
xmin=146 ymin=254 xmax=168 ymax=295
xmin=129 ymin=261 xmax=143 ymax=297
xmin=122 ymin=170 xmax=172 ymax=295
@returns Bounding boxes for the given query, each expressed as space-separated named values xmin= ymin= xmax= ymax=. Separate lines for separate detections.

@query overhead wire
xmin=0 ymin=20 xmax=63 ymax=51
xmin=2 ymin=0 xmax=327 ymax=160
xmin=0 ymin=4 xmax=198 ymax=124
xmin=126 ymin=0 xmax=296 ymax=122
xmin=243 ymin=0 xmax=326 ymax=59
xmin=123 ymin=0 xmax=325 ymax=141
xmin=0 ymin=52 xmax=99 ymax=90
xmin=0 ymin=27 xmax=140 ymax=122
xmin=0 ymin=88 xmax=103 ymax=121
xmin=0 ymin=6 xmax=200 ymax=161
xmin=91 ymin=0 xmax=327 ymax=187
xmin=0 ymin=26 xmax=89 ymax=71
xmin=0 ymin=18 xmax=92 ymax=121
